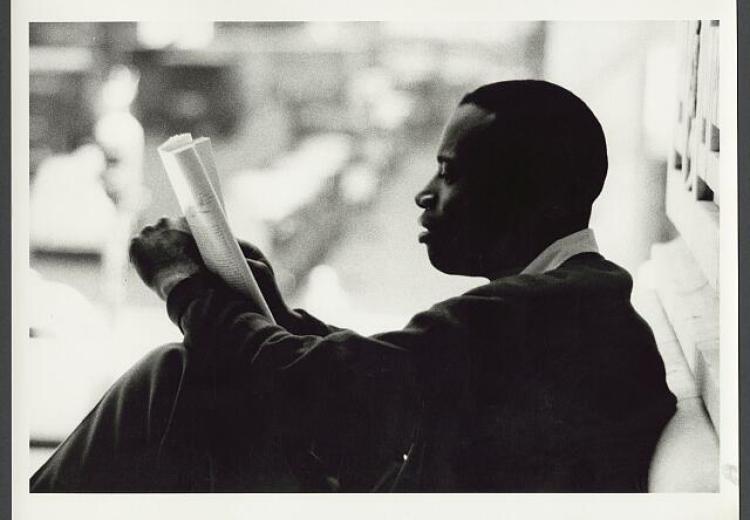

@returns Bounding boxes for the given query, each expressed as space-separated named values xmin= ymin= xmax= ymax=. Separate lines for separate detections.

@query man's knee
xmin=114 ymin=342 xmax=185 ymax=390
xmin=135 ymin=342 xmax=187 ymax=377
xmin=110 ymin=342 xmax=189 ymax=421
xmin=30 ymin=343 xmax=192 ymax=492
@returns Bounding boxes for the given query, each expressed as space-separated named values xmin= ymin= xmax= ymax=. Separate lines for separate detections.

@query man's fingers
xmin=128 ymin=237 xmax=140 ymax=260
xmin=128 ymin=238 xmax=153 ymax=283
xmin=182 ymin=236 xmax=204 ymax=264
xmin=154 ymin=216 xmax=191 ymax=234
xmin=246 ymin=258 xmax=277 ymax=295
xmin=128 ymin=236 xmax=148 ymax=265
xmin=238 ymin=240 xmax=270 ymax=265
xmin=155 ymin=216 xmax=170 ymax=228
xmin=174 ymin=217 xmax=191 ymax=233
xmin=128 ymin=222 xmax=205 ymax=299
xmin=238 ymin=240 xmax=262 ymax=258
xmin=140 ymin=225 xmax=156 ymax=236
xmin=246 ymin=258 xmax=272 ymax=278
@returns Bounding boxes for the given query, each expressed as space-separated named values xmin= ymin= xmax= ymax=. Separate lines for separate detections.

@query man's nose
xmin=415 ymin=189 xmax=437 ymax=209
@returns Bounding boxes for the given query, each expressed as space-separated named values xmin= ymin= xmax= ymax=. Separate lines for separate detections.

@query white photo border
xmin=11 ymin=1 xmax=739 ymax=519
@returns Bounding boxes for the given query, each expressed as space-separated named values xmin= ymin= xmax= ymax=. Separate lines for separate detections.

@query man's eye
xmin=438 ymin=164 xmax=455 ymax=182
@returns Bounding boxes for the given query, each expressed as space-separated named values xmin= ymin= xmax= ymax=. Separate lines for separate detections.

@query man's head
xmin=415 ymin=80 xmax=608 ymax=278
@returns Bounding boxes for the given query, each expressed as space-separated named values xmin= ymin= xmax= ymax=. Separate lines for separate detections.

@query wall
xmin=543 ymin=21 xmax=679 ymax=274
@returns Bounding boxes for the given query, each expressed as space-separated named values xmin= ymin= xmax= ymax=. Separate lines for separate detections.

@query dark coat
xmin=165 ymin=252 xmax=676 ymax=492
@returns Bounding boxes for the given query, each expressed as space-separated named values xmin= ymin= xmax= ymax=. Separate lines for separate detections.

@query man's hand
xmin=238 ymin=239 xmax=303 ymax=329
xmin=129 ymin=217 xmax=203 ymax=300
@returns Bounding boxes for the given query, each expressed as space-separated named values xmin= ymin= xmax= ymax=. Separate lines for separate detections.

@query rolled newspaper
xmin=157 ymin=134 xmax=274 ymax=322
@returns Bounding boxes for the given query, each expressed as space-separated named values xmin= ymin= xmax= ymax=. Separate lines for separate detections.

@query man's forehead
xmin=438 ymin=103 xmax=496 ymax=160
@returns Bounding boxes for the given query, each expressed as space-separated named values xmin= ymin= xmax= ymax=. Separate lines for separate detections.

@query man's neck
xmin=520 ymin=228 xmax=599 ymax=275
xmin=484 ymin=227 xmax=598 ymax=280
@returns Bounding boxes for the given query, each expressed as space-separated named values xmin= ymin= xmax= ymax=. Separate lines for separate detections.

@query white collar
xmin=521 ymin=228 xmax=599 ymax=275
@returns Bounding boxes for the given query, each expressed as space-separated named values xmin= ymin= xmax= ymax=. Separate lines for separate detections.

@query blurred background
xmin=27 ymin=21 xmax=690 ymax=474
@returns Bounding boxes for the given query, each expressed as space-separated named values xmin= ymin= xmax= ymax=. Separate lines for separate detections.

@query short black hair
xmin=460 ymin=80 xmax=608 ymax=227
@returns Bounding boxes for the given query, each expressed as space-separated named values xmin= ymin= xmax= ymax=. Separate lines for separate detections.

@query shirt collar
xmin=521 ymin=228 xmax=599 ymax=275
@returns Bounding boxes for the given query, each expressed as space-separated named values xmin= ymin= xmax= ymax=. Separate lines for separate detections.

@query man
xmin=31 ymin=80 xmax=676 ymax=492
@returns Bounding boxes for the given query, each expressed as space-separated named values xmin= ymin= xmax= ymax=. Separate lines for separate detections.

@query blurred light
xmin=381 ymin=46 xmax=440 ymax=84
xmin=29 ymin=46 xmax=94 ymax=72
xmin=172 ymin=90 xmax=209 ymax=118
xmin=383 ymin=22 xmax=535 ymax=45
xmin=176 ymin=22 xmax=215 ymax=49
xmin=137 ymin=22 xmax=214 ymax=49
xmin=99 ymin=65 xmax=139 ymax=111
xmin=306 ymin=22 xmax=345 ymax=46
xmin=298 ymin=264 xmax=350 ymax=320
xmin=643 ymin=43 xmax=679 ymax=158
xmin=30 ymin=145 xmax=116 ymax=253
xmin=137 ymin=22 xmax=175 ymax=49
xmin=341 ymin=165 xmax=378 ymax=205
xmin=29 ymin=269 xmax=107 ymax=339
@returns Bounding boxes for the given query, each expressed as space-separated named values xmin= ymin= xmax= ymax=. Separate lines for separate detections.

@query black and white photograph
xmin=10 ymin=2 xmax=740 ymax=518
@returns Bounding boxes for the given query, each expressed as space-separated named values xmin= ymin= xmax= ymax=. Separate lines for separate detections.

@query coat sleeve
xmin=165 ymin=273 xmax=472 ymax=490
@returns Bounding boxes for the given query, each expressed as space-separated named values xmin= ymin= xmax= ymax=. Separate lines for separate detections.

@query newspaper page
xmin=157 ymin=135 xmax=274 ymax=322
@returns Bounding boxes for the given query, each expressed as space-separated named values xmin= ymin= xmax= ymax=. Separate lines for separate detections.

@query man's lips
xmin=418 ymin=216 xmax=440 ymax=243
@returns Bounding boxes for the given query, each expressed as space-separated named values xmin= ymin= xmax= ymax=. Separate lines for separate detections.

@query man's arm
xmin=126 ymin=218 xmax=330 ymax=334
xmin=236 ymin=239 xmax=339 ymax=336
xmin=164 ymin=272 xmax=468 ymax=490
xmin=129 ymin=218 xmax=472 ymax=489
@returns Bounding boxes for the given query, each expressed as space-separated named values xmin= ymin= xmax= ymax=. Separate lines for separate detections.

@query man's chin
xmin=424 ymin=242 xmax=520 ymax=279
xmin=425 ymin=244 xmax=474 ymax=276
